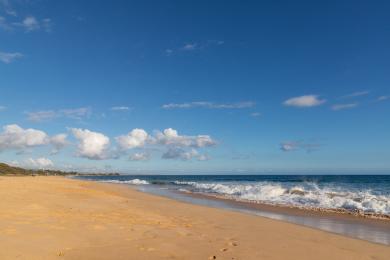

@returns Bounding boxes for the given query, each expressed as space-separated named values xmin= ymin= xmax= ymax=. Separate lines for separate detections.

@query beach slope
xmin=0 ymin=176 xmax=388 ymax=259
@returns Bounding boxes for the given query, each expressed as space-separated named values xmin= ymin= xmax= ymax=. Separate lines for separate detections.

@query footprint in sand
xmin=228 ymin=241 xmax=238 ymax=247
xmin=224 ymin=237 xmax=237 ymax=245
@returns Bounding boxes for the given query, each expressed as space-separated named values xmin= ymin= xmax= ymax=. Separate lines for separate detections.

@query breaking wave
xmin=101 ymin=179 xmax=150 ymax=185
xmin=174 ymin=181 xmax=390 ymax=215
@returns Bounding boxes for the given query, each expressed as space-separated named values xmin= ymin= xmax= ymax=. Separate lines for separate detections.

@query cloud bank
xmin=0 ymin=124 xmax=68 ymax=153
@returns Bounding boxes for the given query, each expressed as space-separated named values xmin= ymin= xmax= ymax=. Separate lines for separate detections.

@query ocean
xmin=76 ymin=174 xmax=390 ymax=215
xmin=74 ymin=174 xmax=390 ymax=245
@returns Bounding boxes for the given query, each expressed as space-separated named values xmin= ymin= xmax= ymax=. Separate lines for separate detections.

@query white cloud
xmin=26 ymin=110 xmax=57 ymax=122
xmin=70 ymin=128 xmax=111 ymax=160
xmin=182 ymin=43 xmax=197 ymax=51
xmin=283 ymin=95 xmax=326 ymax=108
xmin=116 ymin=129 xmax=149 ymax=150
xmin=166 ymin=40 xmax=224 ymax=55
xmin=11 ymin=16 xmax=52 ymax=32
xmin=185 ymin=41 xmax=225 ymax=51
xmin=0 ymin=8 xmax=52 ymax=32
xmin=377 ymin=96 xmax=390 ymax=101
xmin=341 ymin=91 xmax=370 ymax=99
xmin=0 ymin=51 xmax=22 ymax=63
xmin=331 ymin=103 xmax=358 ymax=111
xmin=280 ymin=142 xmax=298 ymax=152
xmin=111 ymin=106 xmax=130 ymax=111
xmin=0 ymin=124 xmax=216 ymax=162
xmin=60 ymin=107 xmax=91 ymax=119
xmin=155 ymin=128 xmax=216 ymax=148
xmin=0 ymin=0 xmax=50 ymax=31
xmin=0 ymin=124 xmax=48 ymax=151
xmin=26 ymin=157 xmax=54 ymax=169
xmin=50 ymin=134 xmax=68 ymax=154
xmin=21 ymin=16 xmax=39 ymax=31
xmin=162 ymin=148 xmax=198 ymax=160
xmin=155 ymin=129 xmax=216 ymax=161
xmin=116 ymin=128 xmax=217 ymax=150
xmin=114 ymin=128 xmax=216 ymax=161
xmin=0 ymin=105 xmax=6 ymax=111
xmin=0 ymin=124 xmax=67 ymax=154
xmin=250 ymin=112 xmax=261 ymax=117
xmin=164 ymin=49 xmax=173 ymax=56
xmin=26 ymin=107 xmax=91 ymax=122
xmin=162 ymin=101 xmax=255 ymax=110
xmin=195 ymin=135 xmax=216 ymax=148
xmin=129 ymin=152 xmax=150 ymax=161
xmin=197 ymin=154 xmax=210 ymax=161
xmin=280 ymin=141 xmax=320 ymax=153
xmin=162 ymin=148 xmax=209 ymax=161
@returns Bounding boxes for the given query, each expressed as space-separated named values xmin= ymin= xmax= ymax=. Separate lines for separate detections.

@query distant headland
xmin=0 ymin=162 xmax=120 ymax=176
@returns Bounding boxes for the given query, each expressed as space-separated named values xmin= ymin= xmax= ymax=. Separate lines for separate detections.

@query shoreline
xmin=184 ymin=191 xmax=390 ymax=221
xmin=78 ymin=179 xmax=390 ymax=246
xmin=82 ymin=177 xmax=390 ymax=245
xmin=130 ymin=182 xmax=390 ymax=245
xmin=75 ymin=174 xmax=390 ymax=221
xmin=1 ymin=176 xmax=389 ymax=259
xmin=182 ymin=189 xmax=390 ymax=223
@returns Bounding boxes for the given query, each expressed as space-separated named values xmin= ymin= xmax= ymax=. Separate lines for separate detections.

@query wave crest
xmin=174 ymin=181 xmax=390 ymax=215
xmin=101 ymin=179 xmax=150 ymax=185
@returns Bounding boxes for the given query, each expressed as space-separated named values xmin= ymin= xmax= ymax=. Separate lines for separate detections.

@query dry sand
xmin=0 ymin=176 xmax=389 ymax=259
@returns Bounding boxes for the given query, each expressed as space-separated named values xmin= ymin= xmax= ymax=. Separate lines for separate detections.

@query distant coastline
xmin=0 ymin=162 xmax=120 ymax=176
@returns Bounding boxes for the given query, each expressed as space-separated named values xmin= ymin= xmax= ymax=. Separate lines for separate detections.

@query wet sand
xmin=0 ymin=176 xmax=389 ymax=259
xmin=178 ymin=190 xmax=390 ymax=245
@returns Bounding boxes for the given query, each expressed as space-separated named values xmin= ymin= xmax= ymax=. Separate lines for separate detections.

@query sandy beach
xmin=0 ymin=176 xmax=389 ymax=259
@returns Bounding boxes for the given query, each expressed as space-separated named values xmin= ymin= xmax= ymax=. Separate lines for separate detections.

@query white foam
xmin=175 ymin=181 xmax=390 ymax=215
xmin=102 ymin=179 xmax=150 ymax=185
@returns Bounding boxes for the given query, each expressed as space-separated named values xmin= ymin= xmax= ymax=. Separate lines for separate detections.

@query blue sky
xmin=0 ymin=0 xmax=389 ymax=174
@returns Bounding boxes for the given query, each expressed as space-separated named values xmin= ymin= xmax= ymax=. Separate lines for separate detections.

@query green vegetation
xmin=0 ymin=162 xmax=120 ymax=176
xmin=0 ymin=163 xmax=77 ymax=176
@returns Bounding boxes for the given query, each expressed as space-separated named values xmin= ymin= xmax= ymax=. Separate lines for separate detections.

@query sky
xmin=0 ymin=0 xmax=389 ymax=174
